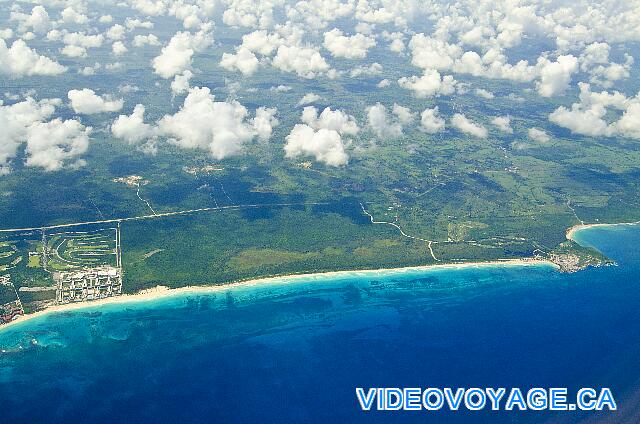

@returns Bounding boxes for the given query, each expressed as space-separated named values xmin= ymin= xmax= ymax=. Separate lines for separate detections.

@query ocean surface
xmin=1 ymin=225 xmax=639 ymax=424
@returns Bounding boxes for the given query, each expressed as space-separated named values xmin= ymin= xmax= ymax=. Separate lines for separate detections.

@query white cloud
xmin=61 ymin=32 xmax=104 ymax=57
xmin=153 ymin=30 xmax=213 ymax=79
xmin=284 ymin=106 xmax=359 ymax=166
xmin=272 ymin=45 xmax=330 ymax=78
xmin=0 ymin=29 xmax=13 ymax=40
xmin=393 ymin=104 xmax=414 ymax=125
xmin=535 ymin=55 xmax=578 ymax=97
xmin=377 ymin=79 xmax=391 ymax=88
xmin=408 ymin=34 xmax=462 ymax=71
xmin=285 ymin=125 xmax=348 ymax=167
xmin=0 ymin=97 xmax=89 ymax=173
xmin=130 ymin=0 xmax=167 ymax=16
xmin=349 ymin=62 xmax=382 ymax=78
xmin=297 ymin=93 xmax=322 ymax=106
xmin=398 ymin=70 xmax=457 ymax=98
xmin=451 ymin=113 xmax=487 ymax=138
xmin=420 ymin=107 xmax=445 ymax=134
xmin=475 ymin=88 xmax=495 ymax=99
xmin=133 ymin=34 xmax=160 ymax=47
xmin=323 ymin=28 xmax=376 ymax=59
xmin=79 ymin=63 xmax=100 ymax=76
xmin=287 ymin=0 xmax=354 ymax=29
xmin=389 ymin=38 xmax=405 ymax=53
xmin=366 ymin=104 xmax=397 ymax=138
xmin=301 ymin=106 xmax=359 ymax=135
xmin=0 ymin=97 xmax=56 ymax=173
xmin=0 ymin=39 xmax=66 ymax=77
xmin=239 ymin=29 xmax=285 ymax=56
xmin=528 ymin=127 xmax=550 ymax=143
xmin=106 ymin=24 xmax=126 ymax=41
xmin=270 ymin=85 xmax=291 ymax=92
xmin=252 ymin=107 xmax=279 ymax=141
xmin=616 ymin=103 xmax=640 ymax=140
xmin=25 ymin=119 xmax=90 ymax=171
xmin=548 ymin=82 xmax=640 ymax=139
xmin=61 ymin=7 xmax=89 ymax=25
xmin=125 ymin=18 xmax=154 ymax=30
xmin=112 ymin=41 xmax=128 ymax=56
xmin=171 ymin=71 xmax=193 ymax=95
xmin=61 ymin=44 xmax=87 ymax=58
xmin=491 ymin=116 xmax=513 ymax=134
xmin=222 ymin=0 xmax=280 ymax=29
xmin=68 ymin=89 xmax=124 ymax=114
xmin=10 ymin=6 xmax=51 ymax=34
xmin=157 ymin=87 xmax=266 ymax=159
xmin=220 ymin=47 xmax=260 ymax=75
xmin=111 ymin=104 xmax=155 ymax=144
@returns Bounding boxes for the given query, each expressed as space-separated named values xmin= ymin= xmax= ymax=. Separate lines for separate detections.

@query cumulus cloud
xmin=366 ymin=103 xmax=414 ymax=139
xmin=61 ymin=7 xmax=89 ymax=25
xmin=528 ymin=127 xmax=550 ymax=143
xmin=451 ymin=113 xmax=488 ymax=138
xmin=548 ymin=82 xmax=640 ymax=139
xmin=0 ymin=39 xmax=66 ymax=77
xmin=491 ymin=116 xmax=513 ymax=133
xmin=409 ymin=35 xmax=462 ymax=71
xmin=272 ymin=45 xmax=330 ymax=78
xmin=25 ymin=119 xmax=90 ymax=171
xmin=285 ymin=126 xmax=348 ymax=167
xmin=61 ymin=32 xmax=104 ymax=57
xmin=68 ymin=89 xmax=124 ymax=114
xmin=420 ymin=107 xmax=445 ymax=133
xmin=10 ymin=5 xmax=51 ymax=34
xmin=301 ymin=106 xmax=359 ymax=135
xmin=153 ymin=30 xmax=213 ymax=78
xmin=535 ymin=55 xmax=578 ymax=97
xmin=475 ymin=88 xmax=495 ymax=99
xmin=171 ymin=71 xmax=193 ymax=95
xmin=220 ymin=47 xmax=260 ymax=75
xmin=106 ymin=24 xmax=125 ymax=41
xmin=133 ymin=34 xmax=160 ymax=47
xmin=155 ymin=87 xmax=274 ymax=159
xmin=130 ymin=0 xmax=167 ymax=16
xmin=252 ymin=107 xmax=279 ymax=140
xmin=222 ymin=0 xmax=280 ymax=29
xmin=323 ymin=28 xmax=376 ymax=59
xmin=297 ymin=93 xmax=322 ymax=106
xmin=0 ymin=97 xmax=89 ymax=173
xmin=616 ymin=103 xmax=640 ymax=140
xmin=398 ymin=70 xmax=457 ymax=98
xmin=284 ymin=106 xmax=359 ymax=166
xmin=112 ymin=41 xmax=128 ymax=56
xmin=349 ymin=62 xmax=382 ymax=78
xmin=111 ymin=104 xmax=156 ymax=144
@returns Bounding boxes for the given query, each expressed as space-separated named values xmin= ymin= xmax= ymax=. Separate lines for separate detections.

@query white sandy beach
xmin=566 ymin=221 xmax=640 ymax=241
xmin=0 ymin=258 xmax=552 ymax=333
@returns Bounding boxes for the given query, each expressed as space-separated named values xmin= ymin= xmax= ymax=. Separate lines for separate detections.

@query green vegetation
xmin=27 ymin=254 xmax=40 ymax=268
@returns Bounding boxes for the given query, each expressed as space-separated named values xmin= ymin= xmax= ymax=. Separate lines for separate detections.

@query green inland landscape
xmin=0 ymin=106 xmax=627 ymax=313
xmin=0 ymin=0 xmax=638 ymax=321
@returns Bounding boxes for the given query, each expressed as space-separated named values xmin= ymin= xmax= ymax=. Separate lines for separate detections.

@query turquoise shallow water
xmin=1 ymin=225 xmax=639 ymax=423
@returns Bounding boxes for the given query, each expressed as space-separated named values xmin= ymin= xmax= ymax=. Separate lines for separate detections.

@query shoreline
xmin=0 ymin=258 xmax=551 ymax=333
xmin=566 ymin=221 xmax=640 ymax=241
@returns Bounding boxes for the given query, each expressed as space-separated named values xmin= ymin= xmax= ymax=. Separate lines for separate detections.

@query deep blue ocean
xmin=1 ymin=225 xmax=639 ymax=423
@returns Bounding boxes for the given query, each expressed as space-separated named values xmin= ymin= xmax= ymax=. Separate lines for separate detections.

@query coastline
xmin=0 ymin=258 xmax=551 ymax=333
xmin=566 ymin=221 xmax=640 ymax=242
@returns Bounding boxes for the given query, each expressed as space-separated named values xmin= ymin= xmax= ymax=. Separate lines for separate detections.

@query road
xmin=0 ymin=202 xmax=329 ymax=233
